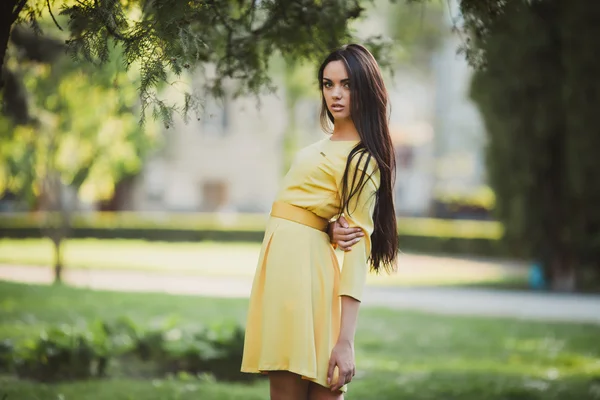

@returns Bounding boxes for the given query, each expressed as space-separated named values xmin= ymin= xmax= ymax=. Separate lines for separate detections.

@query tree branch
xmin=210 ymin=5 xmax=234 ymax=73
xmin=239 ymin=0 xmax=257 ymax=28
xmin=12 ymin=0 xmax=28 ymax=21
xmin=47 ymin=0 xmax=63 ymax=31
xmin=103 ymin=21 xmax=130 ymax=41
xmin=93 ymin=0 xmax=131 ymax=42
xmin=251 ymin=6 xmax=283 ymax=36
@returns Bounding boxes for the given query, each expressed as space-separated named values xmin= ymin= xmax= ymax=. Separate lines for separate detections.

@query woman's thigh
xmin=307 ymin=382 xmax=344 ymax=400
xmin=269 ymin=371 xmax=309 ymax=400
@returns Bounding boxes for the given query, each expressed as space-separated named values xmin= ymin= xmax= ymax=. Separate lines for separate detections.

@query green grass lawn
xmin=1 ymin=280 xmax=599 ymax=399
xmin=0 ymin=238 xmax=527 ymax=287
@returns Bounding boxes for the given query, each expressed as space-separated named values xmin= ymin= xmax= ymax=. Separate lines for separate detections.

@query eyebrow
xmin=322 ymin=77 xmax=349 ymax=83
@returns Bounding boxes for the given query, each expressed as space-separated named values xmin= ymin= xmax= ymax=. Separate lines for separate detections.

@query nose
xmin=331 ymin=86 xmax=342 ymax=100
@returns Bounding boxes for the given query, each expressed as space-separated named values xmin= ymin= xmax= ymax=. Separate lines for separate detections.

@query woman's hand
xmin=328 ymin=216 xmax=364 ymax=251
xmin=327 ymin=340 xmax=356 ymax=392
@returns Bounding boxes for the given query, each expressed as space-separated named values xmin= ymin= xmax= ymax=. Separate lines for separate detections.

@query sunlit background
xmin=0 ymin=0 xmax=599 ymax=399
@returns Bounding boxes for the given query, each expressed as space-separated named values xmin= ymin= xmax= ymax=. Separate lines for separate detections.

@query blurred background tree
xmin=388 ymin=0 xmax=445 ymax=66
xmin=0 ymin=0 xmax=383 ymax=126
xmin=0 ymin=0 xmax=508 ymax=124
xmin=0 ymin=23 xmax=158 ymax=283
xmin=469 ymin=0 xmax=600 ymax=291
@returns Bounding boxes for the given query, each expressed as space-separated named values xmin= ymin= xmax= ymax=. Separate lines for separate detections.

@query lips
xmin=331 ymin=103 xmax=345 ymax=112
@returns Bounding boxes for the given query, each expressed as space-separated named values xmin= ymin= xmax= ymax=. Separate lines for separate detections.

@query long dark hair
xmin=318 ymin=43 xmax=397 ymax=274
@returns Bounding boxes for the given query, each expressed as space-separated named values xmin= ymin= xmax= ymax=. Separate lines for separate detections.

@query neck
xmin=331 ymin=118 xmax=360 ymax=141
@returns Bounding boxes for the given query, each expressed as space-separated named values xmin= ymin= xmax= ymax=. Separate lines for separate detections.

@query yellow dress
xmin=240 ymin=136 xmax=380 ymax=391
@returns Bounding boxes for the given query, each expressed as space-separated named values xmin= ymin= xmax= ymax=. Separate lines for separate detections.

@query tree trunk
xmin=52 ymin=236 xmax=63 ymax=284
xmin=0 ymin=0 xmax=25 ymax=91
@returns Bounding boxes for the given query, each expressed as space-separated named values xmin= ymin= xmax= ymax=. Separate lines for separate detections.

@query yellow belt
xmin=270 ymin=201 xmax=329 ymax=232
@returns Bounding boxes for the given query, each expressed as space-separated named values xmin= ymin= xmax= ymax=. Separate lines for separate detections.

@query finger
xmin=338 ymin=244 xmax=353 ymax=252
xmin=332 ymin=374 xmax=349 ymax=391
xmin=334 ymin=232 xmax=348 ymax=241
xmin=345 ymin=373 xmax=352 ymax=383
xmin=332 ymin=369 xmax=348 ymax=391
xmin=339 ymin=238 xmax=360 ymax=249
xmin=331 ymin=366 xmax=342 ymax=391
xmin=343 ymin=227 xmax=361 ymax=235
xmin=342 ymin=229 xmax=363 ymax=239
xmin=336 ymin=235 xmax=352 ymax=242
xmin=339 ymin=232 xmax=355 ymax=240
xmin=338 ymin=216 xmax=349 ymax=228
xmin=333 ymin=228 xmax=351 ymax=239
xmin=338 ymin=230 xmax=362 ymax=241
xmin=327 ymin=358 xmax=336 ymax=385
xmin=331 ymin=379 xmax=341 ymax=392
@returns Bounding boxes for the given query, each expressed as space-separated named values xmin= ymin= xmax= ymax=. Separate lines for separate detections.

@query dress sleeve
xmin=338 ymin=157 xmax=380 ymax=302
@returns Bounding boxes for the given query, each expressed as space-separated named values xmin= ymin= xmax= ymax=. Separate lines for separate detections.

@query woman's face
xmin=322 ymin=60 xmax=351 ymax=121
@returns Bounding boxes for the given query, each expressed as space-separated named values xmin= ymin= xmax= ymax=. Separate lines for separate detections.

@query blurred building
xmin=126 ymin=82 xmax=289 ymax=213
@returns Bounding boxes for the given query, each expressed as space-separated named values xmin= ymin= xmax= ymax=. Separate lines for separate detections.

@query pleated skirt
xmin=240 ymin=216 xmax=346 ymax=391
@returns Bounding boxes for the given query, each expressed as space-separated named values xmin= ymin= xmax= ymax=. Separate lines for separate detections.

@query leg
xmin=269 ymin=371 xmax=310 ymax=400
xmin=307 ymin=382 xmax=344 ymax=400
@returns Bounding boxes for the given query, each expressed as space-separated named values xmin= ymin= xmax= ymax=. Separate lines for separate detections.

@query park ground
xmin=1 ymin=238 xmax=600 ymax=399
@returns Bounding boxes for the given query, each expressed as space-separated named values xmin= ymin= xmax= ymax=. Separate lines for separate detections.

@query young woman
xmin=241 ymin=43 xmax=398 ymax=400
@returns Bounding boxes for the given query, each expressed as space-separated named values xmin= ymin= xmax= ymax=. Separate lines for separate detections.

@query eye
xmin=343 ymin=82 xmax=350 ymax=89
xmin=323 ymin=81 xmax=332 ymax=88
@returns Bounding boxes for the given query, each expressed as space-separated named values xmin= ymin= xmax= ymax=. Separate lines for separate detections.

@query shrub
xmin=12 ymin=324 xmax=110 ymax=381
xmin=0 ymin=339 xmax=14 ymax=372
xmin=4 ymin=317 xmax=253 ymax=383
xmin=161 ymin=321 xmax=250 ymax=382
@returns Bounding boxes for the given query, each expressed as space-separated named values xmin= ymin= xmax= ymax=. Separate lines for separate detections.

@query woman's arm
xmin=327 ymin=295 xmax=361 ymax=391
xmin=339 ymin=295 xmax=361 ymax=343
xmin=327 ymin=161 xmax=380 ymax=391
